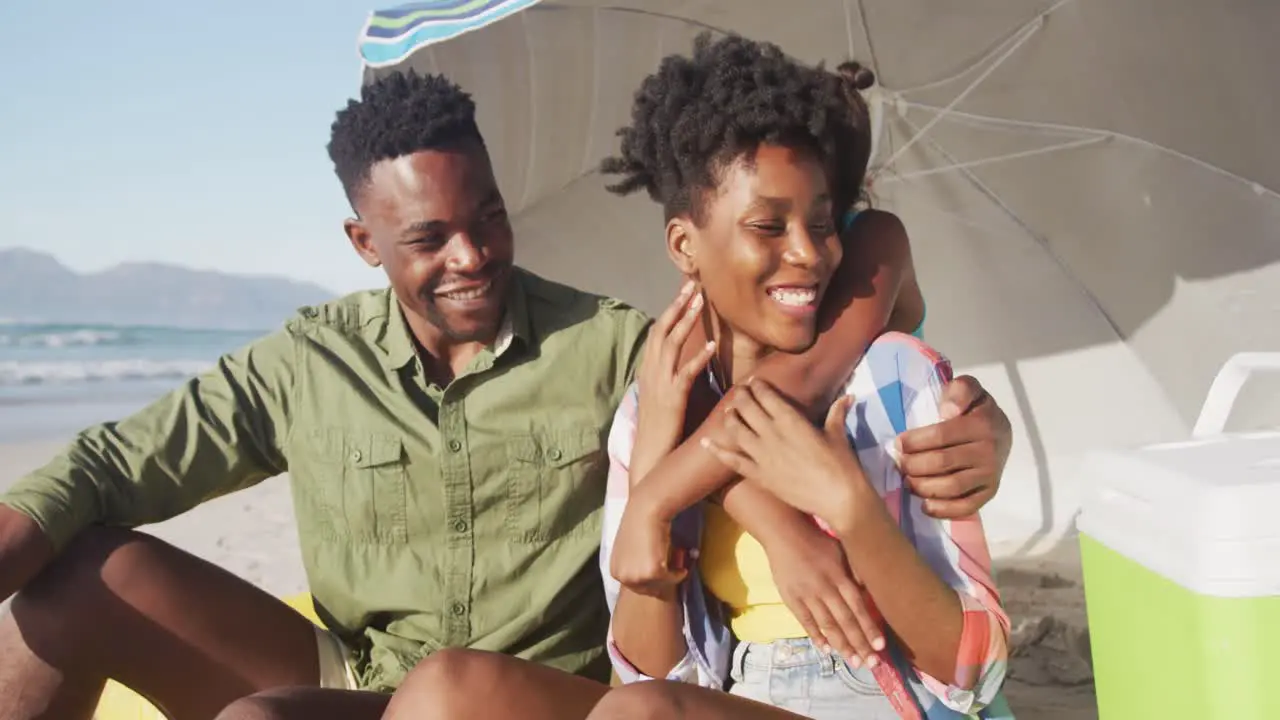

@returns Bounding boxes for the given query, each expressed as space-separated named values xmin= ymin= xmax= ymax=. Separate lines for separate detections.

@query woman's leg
xmin=380 ymin=648 xmax=610 ymax=720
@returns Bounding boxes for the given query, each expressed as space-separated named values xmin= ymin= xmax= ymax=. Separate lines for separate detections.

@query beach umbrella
xmin=357 ymin=0 xmax=1280 ymax=555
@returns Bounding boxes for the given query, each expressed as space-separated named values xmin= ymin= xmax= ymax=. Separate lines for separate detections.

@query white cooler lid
xmin=1078 ymin=351 xmax=1280 ymax=598
xmin=1078 ymin=430 xmax=1280 ymax=597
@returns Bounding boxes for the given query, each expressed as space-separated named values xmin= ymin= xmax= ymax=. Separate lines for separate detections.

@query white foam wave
xmin=0 ymin=329 xmax=124 ymax=348
xmin=0 ymin=359 xmax=212 ymax=386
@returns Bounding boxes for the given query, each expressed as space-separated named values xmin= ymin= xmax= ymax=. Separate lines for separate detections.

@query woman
xmin=594 ymin=33 xmax=1011 ymax=719
xmin=375 ymin=32 xmax=1011 ymax=720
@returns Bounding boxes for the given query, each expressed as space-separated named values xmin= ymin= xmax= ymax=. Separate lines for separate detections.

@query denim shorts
xmin=728 ymin=638 xmax=901 ymax=719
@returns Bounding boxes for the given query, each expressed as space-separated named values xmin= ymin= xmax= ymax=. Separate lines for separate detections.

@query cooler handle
xmin=1191 ymin=352 xmax=1280 ymax=438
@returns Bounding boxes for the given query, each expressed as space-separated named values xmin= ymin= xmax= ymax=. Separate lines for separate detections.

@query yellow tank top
xmin=700 ymin=503 xmax=809 ymax=642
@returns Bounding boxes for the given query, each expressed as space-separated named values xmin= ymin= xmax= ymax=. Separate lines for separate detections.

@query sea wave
xmin=0 ymin=323 xmax=258 ymax=350
xmin=0 ymin=328 xmax=124 ymax=348
xmin=0 ymin=359 xmax=212 ymax=386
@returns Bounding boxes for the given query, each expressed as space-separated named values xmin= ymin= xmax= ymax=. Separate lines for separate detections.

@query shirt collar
xmin=374 ymin=274 xmax=532 ymax=371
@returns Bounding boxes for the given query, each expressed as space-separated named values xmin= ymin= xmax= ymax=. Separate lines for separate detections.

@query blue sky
xmin=0 ymin=1 xmax=388 ymax=294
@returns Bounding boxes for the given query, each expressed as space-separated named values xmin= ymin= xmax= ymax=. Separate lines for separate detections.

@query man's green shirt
xmin=0 ymin=268 xmax=650 ymax=691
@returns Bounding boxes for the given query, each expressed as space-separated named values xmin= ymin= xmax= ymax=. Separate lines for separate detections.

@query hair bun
xmin=836 ymin=61 xmax=876 ymax=91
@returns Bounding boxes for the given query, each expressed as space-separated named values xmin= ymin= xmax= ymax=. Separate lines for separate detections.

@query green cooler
xmin=1077 ymin=352 xmax=1280 ymax=719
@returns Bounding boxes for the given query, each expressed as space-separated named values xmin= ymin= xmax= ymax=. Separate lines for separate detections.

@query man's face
xmin=345 ymin=140 xmax=514 ymax=346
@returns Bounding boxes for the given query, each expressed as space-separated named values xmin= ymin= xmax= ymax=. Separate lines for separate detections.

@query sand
xmin=0 ymin=439 xmax=1098 ymax=717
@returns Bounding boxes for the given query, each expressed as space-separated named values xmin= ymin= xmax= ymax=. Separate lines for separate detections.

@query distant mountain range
xmin=0 ymin=248 xmax=337 ymax=330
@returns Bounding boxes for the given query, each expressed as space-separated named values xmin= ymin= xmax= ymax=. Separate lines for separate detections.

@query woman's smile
xmin=766 ymin=283 xmax=822 ymax=317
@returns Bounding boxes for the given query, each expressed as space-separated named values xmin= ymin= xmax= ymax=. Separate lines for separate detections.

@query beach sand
xmin=0 ymin=439 xmax=1098 ymax=717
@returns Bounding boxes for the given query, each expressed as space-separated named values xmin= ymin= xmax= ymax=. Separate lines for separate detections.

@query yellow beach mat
xmin=93 ymin=592 xmax=324 ymax=720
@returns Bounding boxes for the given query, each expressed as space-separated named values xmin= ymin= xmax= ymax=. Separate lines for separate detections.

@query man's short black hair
xmin=602 ymin=32 xmax=873 ymax=223
xmin=327 ymin=70 xmax=484 ymax=207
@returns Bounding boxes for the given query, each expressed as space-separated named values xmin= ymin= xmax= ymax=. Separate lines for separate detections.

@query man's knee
xmin=12 ymin=527 xmax=149 ymax=621
xmin=588 ymin=682 xmax=684 ymax=720
xmin=214 ymin=689 xmax=295 ymax=720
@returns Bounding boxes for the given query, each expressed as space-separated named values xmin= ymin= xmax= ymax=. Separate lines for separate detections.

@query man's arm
xmin=0 ymin=327 xmax=298 ymax=602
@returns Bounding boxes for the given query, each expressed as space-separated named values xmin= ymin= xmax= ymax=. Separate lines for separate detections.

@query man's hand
xmin=897 ymin=375 xmax=1013 ymax=519
xmin=763 ymin=524 xmax=884 ymax=667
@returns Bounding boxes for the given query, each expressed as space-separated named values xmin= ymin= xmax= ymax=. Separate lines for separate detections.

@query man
xmin=0 ymin=71 xmax=1011 ymax=720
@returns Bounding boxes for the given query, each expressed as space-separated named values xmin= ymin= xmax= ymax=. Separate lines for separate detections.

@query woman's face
xmin=678 ymin=144 xmax=842 ymax=358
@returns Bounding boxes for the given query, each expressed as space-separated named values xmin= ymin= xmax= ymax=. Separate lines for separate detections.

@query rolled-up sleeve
xmin=897 ymin=343 xmax=1010 ymax=713
xmin=0 ymin=327 xmax=297 ymax=551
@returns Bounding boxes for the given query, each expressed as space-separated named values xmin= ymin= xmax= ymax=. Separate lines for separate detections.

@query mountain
xmin=0 ymin=249 xmax=337 ymax=330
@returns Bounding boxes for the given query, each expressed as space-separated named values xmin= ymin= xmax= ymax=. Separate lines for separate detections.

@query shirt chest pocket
xmin=297 ymin=428 xmax=408 ymax=545
xmin=504 ymin=430 xmax=605 ymax=544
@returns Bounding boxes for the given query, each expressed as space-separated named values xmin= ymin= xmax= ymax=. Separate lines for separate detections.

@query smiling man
xmin=0 ymin=70 xmax=1012 ymax=720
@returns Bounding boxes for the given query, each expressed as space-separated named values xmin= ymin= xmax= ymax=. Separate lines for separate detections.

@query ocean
xmin=0 ymin=322 xmax=262 ymax=443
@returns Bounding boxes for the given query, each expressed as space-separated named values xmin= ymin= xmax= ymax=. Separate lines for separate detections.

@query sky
xmin=0 ymin=1 xmax=391 ymax=294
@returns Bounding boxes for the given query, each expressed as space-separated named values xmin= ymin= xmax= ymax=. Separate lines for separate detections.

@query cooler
xmin=1076 ymin=352 xmax=1280 ymax=719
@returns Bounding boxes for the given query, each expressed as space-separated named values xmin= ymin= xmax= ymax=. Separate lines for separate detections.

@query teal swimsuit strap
xmin=841 ymin=208 xmax=861 ymax=233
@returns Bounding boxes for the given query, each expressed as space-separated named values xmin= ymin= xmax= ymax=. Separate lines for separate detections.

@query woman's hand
xmin=763 ymin=523 xmax=885 ymax=666
xmin=609 ymin=490 xmax=688 ymax=598
xmin=701 ymin=381 xmax=865 ymax=525
xmin=609 ymin=281 xmax=715 ymax=598
xmin=631 ymin=280 xmax=717 ymax=485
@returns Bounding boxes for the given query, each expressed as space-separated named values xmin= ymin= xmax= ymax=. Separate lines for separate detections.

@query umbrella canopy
xmin=358 ymin=0 xmax=1280 ymax=554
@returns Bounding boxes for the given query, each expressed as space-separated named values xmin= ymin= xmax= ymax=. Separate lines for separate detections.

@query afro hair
xmin=602 ymin=32 xmax=875 ymax=223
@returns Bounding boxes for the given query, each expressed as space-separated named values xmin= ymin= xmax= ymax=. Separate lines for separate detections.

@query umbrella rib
xmin=841 ymin=0 xmax=857 ymax=61
xmin=897 ymin=115 xmax=1128 ymax=344
xmin=891 ymin=0 xmax=1079 ymax=96
xmin=875 ymin=15 xmax=1046 ymax=178
xmin=580 ymin=6 xmax=602 ymax=176
xmin=901 ymin=103 xmax=1280 ymax=202
xmin=880 ymin=136 xmax=1110 ymax=182
xmin=518 ymin=9 xmax=539 ymax=212
xmin=537 ymin=3 xmax=730 ymax=36
xmin=852 ymin=0 xmax=883 ymax=78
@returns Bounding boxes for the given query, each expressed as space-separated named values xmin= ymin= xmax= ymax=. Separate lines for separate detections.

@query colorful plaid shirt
xmin=600 ymin=332 xmax=1014 ymax=718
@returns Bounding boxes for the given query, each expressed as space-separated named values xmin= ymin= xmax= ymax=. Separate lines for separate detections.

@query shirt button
xmin=350 ymin=450 xmax=362 ymax=463
xmin=450 ymin=602 xmax=466 ymax=617
xmin=453 ymin=519 xmax=469 ymax=533
xmin=448 ymin=440 xmax=462 ymax=452
xmin=548 ymin=448 xmax=562 ymax=462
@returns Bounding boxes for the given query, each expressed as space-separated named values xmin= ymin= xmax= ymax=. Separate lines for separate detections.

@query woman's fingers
xmin=821 ymin=591 xmax=875 ymax=666
xmin=700 ymin=438 xmax=756 ymax=477
xmin=676 ymin=340 xmax=717 ymax=388
xmin=837 ymin=579 xmax=885 ymax=657
xmin=729 ymin=386 xmax=773 ymax=435
xmin=723 ymin=408 xmax=765 ymax=460
xmin=652 ymin=280 xmax=696 ymax=337
xmin=789 ymin=601 xmax=830 ymax=655
xmin=663 ymin=290 xmax=704 ymax=361
xmin=805 ymin=602 xmax=847 ymax=664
